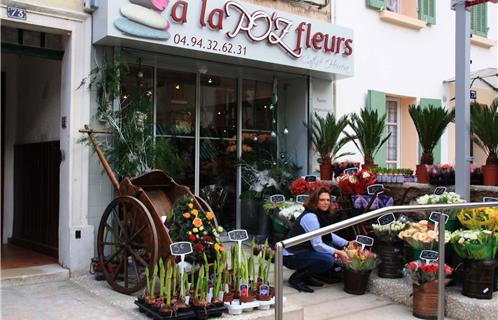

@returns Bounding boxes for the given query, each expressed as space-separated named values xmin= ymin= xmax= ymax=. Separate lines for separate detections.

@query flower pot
xmin=416 ymin=164 xmax=429 ymax=184
xmin=482 ymin=164 xmax=498 ymax=186
xmin=343 ymin=269 xmax=371 ymax=295
xmin=462 ymin=259 xmax=497 ymax=299
xmin=223 ymin=292 xmax=234 ymax=304
xmin=412 ymin=281 xmax=440 ymax=320
xmin=320 ymin=163 xmax=333 ymax=180
xmin=377 ymin=241 xmax=404 ymax=279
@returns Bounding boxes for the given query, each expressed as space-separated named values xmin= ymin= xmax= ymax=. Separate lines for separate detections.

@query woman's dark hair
xmin=303 ymin=186 xmax=332 ymax=213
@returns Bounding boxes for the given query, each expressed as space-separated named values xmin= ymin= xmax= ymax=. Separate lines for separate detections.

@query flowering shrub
xmin=343 ymin=242 xmax=379 ymax=272
xmin=290 ymin=178 xmax=332 ymax=195
xmin=336 ymin=169 xmax=376 ymax=195
xmin=169 ymin=195 xmax=224 ymax=261
xmin=405 ymin=260 xmax=452 ymax=285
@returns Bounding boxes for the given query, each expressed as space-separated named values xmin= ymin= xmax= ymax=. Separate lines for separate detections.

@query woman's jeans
xmin=283 ymin=251 xmax=334 ymax=274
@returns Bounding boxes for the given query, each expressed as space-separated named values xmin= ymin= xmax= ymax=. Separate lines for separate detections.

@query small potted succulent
xmin=342 ymin=242 xmax=379 ymax=295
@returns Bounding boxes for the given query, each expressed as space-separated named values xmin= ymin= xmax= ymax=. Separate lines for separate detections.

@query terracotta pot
xmin=320 ymin=163 xmax=333 ymax=180
xmin=482 ymin=164 xmax=498 ymax=186
xmin=416 ymin=164 xmax=430 ymax=184
xmin=362 ymin=163 xmax=378 ymax=171
xmin=239 ymin=294 xmax=256 ymax=303
xmin=412 ymin=281 xmax=439 ymax=319
xmin=223 ymin=292 xmax=234 ymax=303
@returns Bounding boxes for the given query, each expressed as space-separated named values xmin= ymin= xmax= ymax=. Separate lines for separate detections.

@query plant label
xmin=355 ymin=235 xmax=374 ymax=250
xmin=331 ymin=195 xmax=337 ymax=202
xmin=377 ymin=213 xmax=395 ymax=226
xmin=433 ymin=186 xmax=447 ymax=195
xmin=228 ymin=229 xmax=249 ymax=242
xmin=295 ymin=194 xmax=309 ymax=204
xmin=270 ymin=194 xmax=285 ymax=204
xmin=429 ymin=212 xmax=449 ymax=224
xmin=470 ymin=90 xmax=477 ymax=99
xmin=483 ymin=197 xmax=498 ymax=203
xmin=218 ymin=291 xmax=224 ymax=302
xmin=420 ymin=250 xmax=439 ymax=262
xmin=367 ymin=184 xmax=384 ymax=195
xmin=343 ymin=167 xmax=359 ymax=175
xmin=304 ymin=175 xmax=318 ymax=182
xmin=170 ymin=241 xmax=193 ymax=256
xmin=239 ymin=284 xmax=248 ymax=297
xmin=259 ymin=285 xmax=270 ymax=296
xmin=185 ymin=296 xmax=190 ymax=305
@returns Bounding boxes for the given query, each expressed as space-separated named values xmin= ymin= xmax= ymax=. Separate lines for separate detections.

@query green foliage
xmin=409 ymin=105 xmax=455 ymax=163
xmin=471 ymin=99 xmax=498 ymax=164
xmin=347 ymin=108 xmax=391 ymax=164
xmin=304 ymin=112 xmax=352 ymax=163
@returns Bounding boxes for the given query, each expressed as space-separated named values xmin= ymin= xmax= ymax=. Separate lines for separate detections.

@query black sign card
xmin=228 ymin=229 xmax=249 ymax=242
xmin=483 ymin=197 xmax=498 ymax=203
xmin=270 ymin=194 xmax=285 ymax=204
xmin=304 ymin=175 xmax=318 ymax=182
xmin=433 ymin=186 xmax=447 ymax=195
xmin=420 ymin=250 xmax=439 ymax=261
xmin=330 ymin=195 xmax=337 ymax=202
xmin=367 ymin=184 xmax=385 ymax=196
xmin=343 ymin=167 xmax=359 ymax=175
xmin=170 ymin=241 xmax=193 ymax=256
xmin=377 ymin=213 xmax=396 ymax=226
xmin=355 ymin=235 xmax=374 ymax=247
xmin=295 ymin=194 xmax=309 ymax=204
xmin=429 ymin=212 xmax=449 ymax=224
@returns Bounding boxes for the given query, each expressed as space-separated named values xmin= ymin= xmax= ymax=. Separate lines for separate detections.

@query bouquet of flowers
xmin=336 ymin=169 xmax=376 ymax=195
xmin=262 ymin=201 xmax=304 ymax=227
xmin=450 ymin=229 xmax=498 ymax=260
xmin=343 ymin=242 xmax=379 ymax=272
xmin=457 ymin=207 xmax=498 ymax=231
xmin=372 ymin=220 xmax=407 ymax=242
xmin=289 ymin=178 xmax=332 ymax=195
xmin=405 ymin=260 xmax=453 ymax=286
xmin=332 ymin=161 xmax=361 ymax=178
xmin=169 ymin=196 xmax=224 ymax=261
xmin=416 ymin=192 xmax=466 ymax=219
xmin=398 ymin=220 xmax=450 ymax=250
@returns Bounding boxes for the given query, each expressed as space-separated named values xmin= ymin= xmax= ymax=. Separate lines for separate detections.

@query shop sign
xmin=7 ymin=7 xmax=26 ymax=20
xmin=93 ymin=0 xmax=354 ymax=76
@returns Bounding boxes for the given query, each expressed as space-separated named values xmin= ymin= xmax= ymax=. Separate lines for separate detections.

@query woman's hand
xmin=335 ymin=250 xmax=351 ymax=264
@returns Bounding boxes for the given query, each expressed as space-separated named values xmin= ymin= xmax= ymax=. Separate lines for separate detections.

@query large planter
xmin=343 ymin=268 xmax=371 ymax=295
xmin=482 ymin=164 xmax=498 ymax=186
xmin=462 ymin=259 xmax=497 ymax=299
xmin=377 ymin=241 xmax=404 ymax=278
xmin=319 ymin=163 xmax=333 ymax=180
xmin=412 ymin=281 xmax=440 ymax=320
xmin=416 ymin=164 xmax=430 ymax=184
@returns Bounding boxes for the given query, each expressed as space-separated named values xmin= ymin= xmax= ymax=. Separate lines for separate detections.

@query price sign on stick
xmin=367 ymin=184 xmax=385 ymax=196
xmin=170 ymin=242 xmax=193 ymax=297
xmin=343 ymin=167 xmax=359 ymax=175
xmin=304 ymin=175 xmax=318 ymax=182
xmin=355 ymin=235 xmax=374 ymax=250
xmin=228 ymin=229 xmax=249 ymax=262
xmin=483 ymin=197 xmax=498 ymax=203
xmin=429 ymin=212 xmax=449 ymax=225
xmin=420 ymin=250 xmax=439 ymax=264
xmin=377 ymin=213 xmax=396 ymax=226
xmin=433 ymin=186 xmax=447 ymax=195
xmin=270 ymin=194 xmax=285 ymax=204
xmin=295 ymin=194 xmax=309 ymax=204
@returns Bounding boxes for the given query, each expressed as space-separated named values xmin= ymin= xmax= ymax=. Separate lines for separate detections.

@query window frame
xmin=385 ymin=97 xmax=401 ymax=168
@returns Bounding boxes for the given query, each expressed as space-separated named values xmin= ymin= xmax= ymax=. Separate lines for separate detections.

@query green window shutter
xmin=367 ymin=90 xmax=387 ymax=166
xmin=419 ymin=98 xmax=442 ymax=164
xmin=419 ymin=0 xmax=436 ymax=25
xmin=471 ymin=3 xmax=488 ymax=37
xmin=366 ymin=0 xmax=387 ymax=10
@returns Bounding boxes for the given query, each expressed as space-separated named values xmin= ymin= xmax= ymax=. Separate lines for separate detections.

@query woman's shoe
xmin=288 ymin=270 xmax=314 ymax=293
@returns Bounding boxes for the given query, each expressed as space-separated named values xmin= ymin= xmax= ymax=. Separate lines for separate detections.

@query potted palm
xmin=347 ymin=108 xmax=391 ymax=171
xmin=409 ymin=105 xmax=455 ymax=183
xmin=304 ymin=112 xmax=352 ymax=180
xmin=471 ymin=100 xmax=498 ymax=186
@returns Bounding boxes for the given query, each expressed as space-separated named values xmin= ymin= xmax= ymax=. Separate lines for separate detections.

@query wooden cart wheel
xmin=97 ymin=196 xmax=158 ymax=294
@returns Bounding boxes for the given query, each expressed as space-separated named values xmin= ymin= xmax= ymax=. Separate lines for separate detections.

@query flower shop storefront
xmin=91 ymin=0 xmax=354 ymax=231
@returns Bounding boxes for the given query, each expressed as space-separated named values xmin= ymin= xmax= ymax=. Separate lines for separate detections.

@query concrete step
xmin=0 ymin=263 xmax=69 ymax=288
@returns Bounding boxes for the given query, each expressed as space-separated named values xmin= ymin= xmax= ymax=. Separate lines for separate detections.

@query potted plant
xmin=409 ymin=105 xmax=455 ymax=183
xmin=304 ymin=112 xmax=352 ymax=180
xmin=372 ymin=220 xmax=407 ymax=278
xmin=405 ymin=260 xmax=453 ymax=319
xmin=471 ymin=100 xmax=498 ymax=186
xmin=342 ymin=242 xmax=379 ymax=295
xmin=346 ymin=108 xmax=391 ymax=171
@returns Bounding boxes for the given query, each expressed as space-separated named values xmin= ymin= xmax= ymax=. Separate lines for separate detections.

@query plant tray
xmin=135 ymin=300 xmax=196 ymax=320
xmin=224 ymin=297 xmax=282 ymax=315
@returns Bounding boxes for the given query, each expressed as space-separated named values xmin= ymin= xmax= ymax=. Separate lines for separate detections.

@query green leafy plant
xmin=346 ymin=108 xmax=391 ymax=165
xmin=471 ymin=99 xmax=498 ymax=165
xmin=409 ymin=105 xmax=455 ymax=165
xmin=304 ymin=112 xmax=352 ymax=164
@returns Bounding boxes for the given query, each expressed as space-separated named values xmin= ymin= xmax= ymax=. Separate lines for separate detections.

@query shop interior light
xmin=283 ymin=128 xmax=289 ymax=135
xmin=175 ymin=84 xmax=180 ymax=90
xmin=263 ymin=105 xmax=267 ymax=109
xmin=208 ymin=78 xmax=213 ymax=84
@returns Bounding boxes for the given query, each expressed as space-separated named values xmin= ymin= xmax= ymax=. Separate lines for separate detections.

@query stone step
xmin=0 ymin=264 xmax=69 ymax=288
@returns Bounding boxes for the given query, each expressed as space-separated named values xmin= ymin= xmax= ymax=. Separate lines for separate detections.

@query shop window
xmin=387 ymin=0 xmax=400 ymax=13
xmin=471 ymin=3 xmax=488 ymax=37
xmin=386 ymin=99 xmax=400 ymax=168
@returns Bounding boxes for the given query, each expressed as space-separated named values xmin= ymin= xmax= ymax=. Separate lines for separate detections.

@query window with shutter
xmin=419 ymin=0 xmax=436 ymax=25
xmin=471 ymin=3 xmax=488 ymax=37
xmin=366 ymin=0 xmax=387 ymax=10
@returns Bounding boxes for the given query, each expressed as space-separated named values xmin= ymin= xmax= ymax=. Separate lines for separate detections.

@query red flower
xmin=204 ymin=235 xmax=213 ymax=243
xmin=290 ymin=178 xmax=308 ymax=195
xmin=188 ymin=234 xmax=196 ymax=242
xmin=194 ymin=243 xmax=204 ymax=252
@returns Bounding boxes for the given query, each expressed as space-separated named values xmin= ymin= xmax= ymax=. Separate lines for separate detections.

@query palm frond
xmin=348 ymin=108 xmax=391 ymax=161
xmin=471 ymin=99 xmax=498 ymax=162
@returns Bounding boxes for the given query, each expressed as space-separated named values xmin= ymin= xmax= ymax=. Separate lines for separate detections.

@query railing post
xmin=275 ymin=242 xmax=284 ymax=320
xmin=437 ymin=214 xmax=446 ymax=320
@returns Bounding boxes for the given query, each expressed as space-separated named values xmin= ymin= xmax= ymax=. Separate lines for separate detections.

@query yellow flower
xmin=191 ymin=209 xmax=199 ymax=216
xmin=193 ymin=218 xmax=203 ymax=228
xmin=188 ymin=203 xmax=194 ymax=209
xmin=199 ymin=226 xmax=204 ymax=231
xmin=206 ymin=211 xmax=215 ymax=220
xmin=183 ymin=212 xmax=191 ymax=219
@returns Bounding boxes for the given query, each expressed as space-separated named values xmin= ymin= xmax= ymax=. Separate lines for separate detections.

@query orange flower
xmin=183 ymin=212 xmax=191 ymax=219
xmin=220 ymin=246 xmax=225 ymax=253
xmin=214 ymin=243 xmax=221 ymax=251
xmin=192 ymin=218 xmax=203 ymax=228
xmin=191 ymin=209 xmax=199 ymax=216
xmin=206 ymin=211 xmax=214 ymax=220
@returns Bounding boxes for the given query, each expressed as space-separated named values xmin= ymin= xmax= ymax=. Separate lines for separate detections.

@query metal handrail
xmin=274 ymin=201 xmax=498 ymax=320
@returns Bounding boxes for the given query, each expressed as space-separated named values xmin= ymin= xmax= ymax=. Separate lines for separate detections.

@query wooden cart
xmin=80 ymin=125 xmax=216 ymax=294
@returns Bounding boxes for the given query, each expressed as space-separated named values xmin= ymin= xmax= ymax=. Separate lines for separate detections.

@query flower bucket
xmin=271 ymin=217 xmax=289 ymax=236
xmin=377 ymin=241 xmax=404 ymax=278
xmin=343 ymin=269 xmax=371 ymax=295
xmin=462 ymin=259 xmax=497 ymax=299
xmin=412 ymin=281 xmax=439 ymax=320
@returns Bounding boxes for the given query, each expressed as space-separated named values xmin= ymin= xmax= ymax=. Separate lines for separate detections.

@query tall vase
xmin=412 ymin=281 xmax=440 ymax=319
xmin=319 ymin=163 xmax=332 ymax=180
xmin=482 ymin=164 xmax=498 ymax=186
xmin=416 ymin=164 xmax=429 ymax=184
